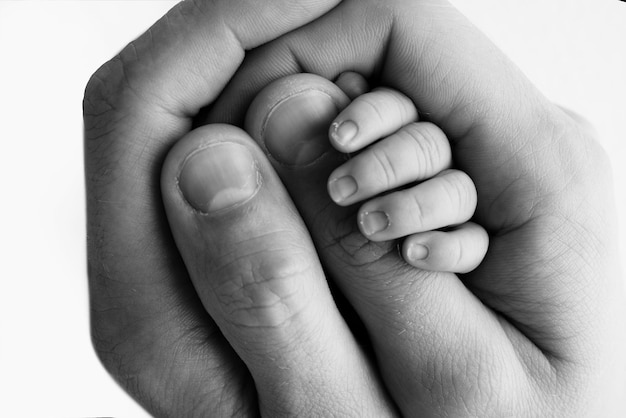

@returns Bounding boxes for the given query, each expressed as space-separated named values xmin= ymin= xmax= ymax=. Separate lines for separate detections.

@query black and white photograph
xmin=2 ymin=0 xmax=625 ymax=416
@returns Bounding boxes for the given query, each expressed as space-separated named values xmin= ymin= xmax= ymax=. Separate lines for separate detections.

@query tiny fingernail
xmin=178 ymin=143 xmax=260 ymax=213
xmin=407 ymin=243 xmax=428 ymax=261
xmin=359 ymin=211 xmax=390 ymax=236
xmin=330 ymin=120 xmax=358 ymax=146
xmin=328 ymin=175 xmax=358 ymax=203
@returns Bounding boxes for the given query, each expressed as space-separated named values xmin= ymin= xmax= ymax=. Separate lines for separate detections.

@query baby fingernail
xmin=359 ymin=211 xmax=390 ymax=236
xmin=328 ymin=175 xmax=358 ymax=202
xmin=178 ymin=142 xmax=260 ymax=213
xmin=407 ymin=243 xmax=428 ymax=261
xmin=330 ymin=120 xmax=358 ymax=146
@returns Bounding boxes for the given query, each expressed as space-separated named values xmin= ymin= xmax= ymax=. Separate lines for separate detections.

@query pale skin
xmin=84 ymin=0 xmax=626 ymax=416
xmin=248 ymin=72 xmax=489 ymax=273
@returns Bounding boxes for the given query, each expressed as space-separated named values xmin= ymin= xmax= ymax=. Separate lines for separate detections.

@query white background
xmin=0 ymin=1 xmax=624 ymax=417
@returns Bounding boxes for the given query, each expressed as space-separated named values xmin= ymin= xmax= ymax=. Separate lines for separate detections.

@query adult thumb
xmin=160 ymin=124 xmax=396 ymax=416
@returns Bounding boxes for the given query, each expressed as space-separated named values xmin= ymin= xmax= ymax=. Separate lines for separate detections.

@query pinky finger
xmin=401 ymin=222 xmax=489 ymax=273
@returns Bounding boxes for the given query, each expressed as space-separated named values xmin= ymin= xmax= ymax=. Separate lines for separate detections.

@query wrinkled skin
xmin=83 ymin=0 xmax=625 ymax=416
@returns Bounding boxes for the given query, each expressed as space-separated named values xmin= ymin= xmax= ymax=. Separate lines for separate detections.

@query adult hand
xmin=84 ymin=1 xmax=625 ymax=417
xmin=201 ymin=0 xmax=625 ymax=415
xmin=85 ymin=1 xmax=395 ymax=416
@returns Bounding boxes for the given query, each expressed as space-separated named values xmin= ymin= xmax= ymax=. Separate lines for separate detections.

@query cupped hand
xmin=84 ymin=0 xmax=625 ymax=416
xmin=85 ymin=1 xmax=398 ymax=416
xmin=204 ymin=0 xmax=625 ymax=415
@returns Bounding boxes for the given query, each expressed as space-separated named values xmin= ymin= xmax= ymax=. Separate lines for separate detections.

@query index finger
xmin=83 ymin=0 xmax=341 ymax=413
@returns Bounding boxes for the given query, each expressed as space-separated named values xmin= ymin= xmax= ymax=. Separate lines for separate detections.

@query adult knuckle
xmin=328 ymin=228 xmax=399 ymax=272
xmin=83 ymin=45 xmax=157 ymax=188
xmin=177 ymin=0 xmax=217 ymax=31
xmin=84 ymin=60 xmax=118 ymax=140
xmin=214 ymin=247 xmax=311 ymax=330
xmin=84 ymin=36 xmax=155 ymax=144
xmin=84 ymin=53 xmax=126 ymax=113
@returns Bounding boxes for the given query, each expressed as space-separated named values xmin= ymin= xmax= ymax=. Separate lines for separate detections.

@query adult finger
xmin=84 ymin=0 xmax=342 ymax=414
xmin=205 ymin=0 xmax=581 ymax=230
xmin=242 ymin=55 xmax=621 ymax=415
xmin=211 ymin=0 xmax=617 ymax=369
xmin=160 ymin=124 xmax=396 ymax=417
xmin=245 ymin=74 xmax=515 ymax=416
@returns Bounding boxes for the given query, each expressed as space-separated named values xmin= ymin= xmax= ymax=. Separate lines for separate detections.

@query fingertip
xmin=402 ymin=232 xmax=456 ymax=272
xmin=327 ymin=174 xmax=358 ymax=205
xmin=329 ymin=119 xmax=359 ymax=151
xmin=405 ymin=242 xmax=429 ymax=262
xmin=402 ymin=223 xmax=489 ymax=273
xmin=358 ymin=210 xmax=391 ymax=240
xmin=161 ymin=124 xmax=263 ymax=215
xmin=178 ymin=143 xmax=260 ymax=214
xmin=245 ymin=73 xmax=349 ymax=167
xmin=329 ymin=87 xmax=418 ymax=153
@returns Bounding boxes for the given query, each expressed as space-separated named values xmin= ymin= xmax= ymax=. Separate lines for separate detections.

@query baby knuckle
xmin=357 ymin=94 xmax=387 ymax=124
xmin=454 ymin=170 xmax=476 ymax=198
xmin=375 ymin=87 xmax=415 ymax=119
xmin=439 ymin=170 xmax=466 ymax=198
xmin=404 ymin=122 xmax=449 ymax=172
xmin=442 ymin=171 xmax=476 ymax=218
xmin=409 ymin=193 xmax=426 ymax=226
xmin=371 ymin=147 xmax=399 ymax=188
xmin=404 ymin=122 xmax=433 ymax=147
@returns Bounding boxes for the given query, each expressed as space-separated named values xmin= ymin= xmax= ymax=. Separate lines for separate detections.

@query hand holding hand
xmin=84 ymin=0 xmax=625 ymax=416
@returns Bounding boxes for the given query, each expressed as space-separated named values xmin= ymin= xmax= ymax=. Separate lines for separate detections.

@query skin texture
xmin=84 ymin=0 xmax=625 ymax=416
xmin=247 ymin=73 xmax=489 ymax=272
